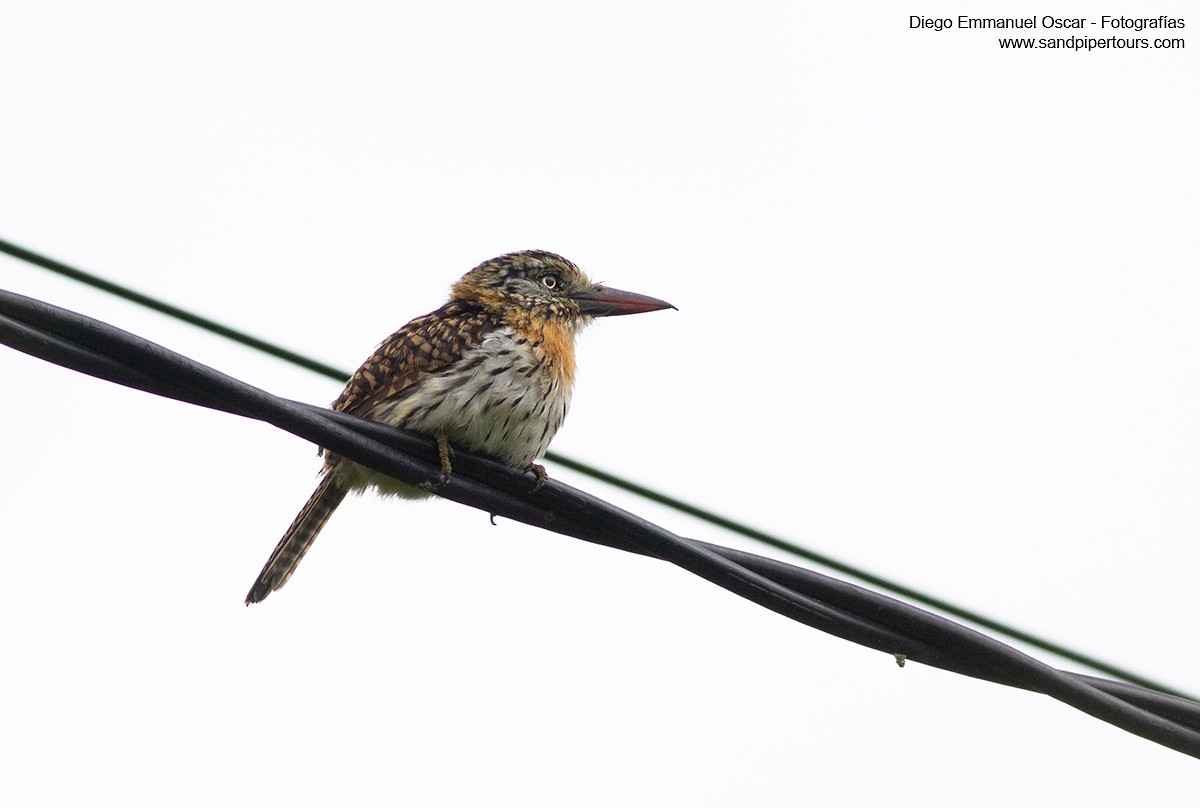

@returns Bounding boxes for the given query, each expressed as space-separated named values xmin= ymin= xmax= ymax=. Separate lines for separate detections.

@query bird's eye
xmin=540 ymin=274 xmax=559 ymax=290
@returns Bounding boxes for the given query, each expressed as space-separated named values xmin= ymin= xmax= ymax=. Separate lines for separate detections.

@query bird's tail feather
xmin=245 ymin=473 xmax=349 ymax=604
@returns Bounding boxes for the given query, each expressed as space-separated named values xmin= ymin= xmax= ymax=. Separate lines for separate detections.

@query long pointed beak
xmin=571 ymin=285 xmax=676 ymax=317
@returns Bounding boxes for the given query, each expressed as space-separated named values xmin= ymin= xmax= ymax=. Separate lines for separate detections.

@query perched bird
xmin=245 ymin=250 xmax=673 ymax=603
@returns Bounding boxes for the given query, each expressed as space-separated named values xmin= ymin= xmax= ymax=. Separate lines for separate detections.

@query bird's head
xmin=451 ymin=250 xmax=674 ymax=328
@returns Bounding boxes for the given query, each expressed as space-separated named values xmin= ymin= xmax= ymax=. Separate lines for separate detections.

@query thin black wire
xmin=0 ymin=235 xmax=1188 ymax=699
xmin=3 ymin=286 xmax=1200 ymax=759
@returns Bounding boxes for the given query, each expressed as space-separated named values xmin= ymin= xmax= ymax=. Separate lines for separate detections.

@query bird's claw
xmin=419 ymin=472 xmax=452 ymax=492
xmin=418 ymin=435 xmax=456 ymax=491
xmin=527 ymin=462 xmax=548 ymax=493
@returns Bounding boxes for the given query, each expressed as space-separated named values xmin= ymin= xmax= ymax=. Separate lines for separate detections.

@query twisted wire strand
xmin=2 ymin=286 xmax=1199 ymax=758
xmin=0 ymin=235 xmax=1184 ymax=698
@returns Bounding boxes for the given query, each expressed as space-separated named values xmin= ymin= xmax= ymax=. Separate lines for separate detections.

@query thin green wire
xmin=0 ymin=238 xmax=345 ymax=379
xmin=1 ymin=234 xmax=1190 ymax=701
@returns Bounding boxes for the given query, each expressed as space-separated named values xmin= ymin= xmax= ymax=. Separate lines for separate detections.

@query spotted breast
xmin=342 ymin=314 xmax=577 ymax=496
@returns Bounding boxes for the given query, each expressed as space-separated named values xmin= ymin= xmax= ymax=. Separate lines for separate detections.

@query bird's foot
xmin=527 ymin=462 xmax=548 ymax=493
xmin=421 ymin=434 xmax=455 ymax=491
xmin=437 ymin=434 xmax=454 ymax=480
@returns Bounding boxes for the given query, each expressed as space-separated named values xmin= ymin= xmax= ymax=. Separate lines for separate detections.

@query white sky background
xmin=2 ymin=2 xmax=1198 ymax=804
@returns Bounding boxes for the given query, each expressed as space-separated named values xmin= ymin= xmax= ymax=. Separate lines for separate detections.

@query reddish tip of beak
xmin=571 ymin=286 xmax=676 ymax=317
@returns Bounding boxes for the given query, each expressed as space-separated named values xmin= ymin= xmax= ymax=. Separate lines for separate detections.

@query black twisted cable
xmin=2 ymin=286 xmax=1199 ymax=758
xmin=0 ymin=235 xmax=1184 ymax=698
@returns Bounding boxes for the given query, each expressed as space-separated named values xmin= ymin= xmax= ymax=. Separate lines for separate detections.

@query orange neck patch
xmin=509 ymin=312 xmax=577 ymax=388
